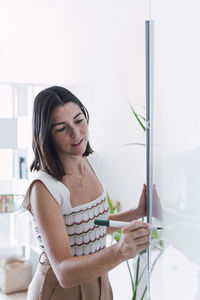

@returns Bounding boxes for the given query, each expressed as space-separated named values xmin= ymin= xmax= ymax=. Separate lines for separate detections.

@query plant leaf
xmin=141 ymin=286 xmax=147 ymax=300
xmin=111 ymin=231 xmax=121 ymax=243
xmin=133 ymin=255 xmax=140 ymax=299
xmin=151 ymin=249 xmax=164 ymax=272
xmin=137 ymin=114 xmax=146 ymax=121
xmin=106 ymin=192 xmax=114 ymax=214
xmin=137 ymin=265 xmax=147 ymax=287
xmin=126 ymin=260 xmax=135 ymax=294
xmin=129 ymin=103 xmax=146 ymax=132
xmin=159 ymin=240 xmax=164 ymax=247
xmin=151 ymin=229 xmax=159 ymax=239
xmin=116 ymin=202 xmax=120 ymax=213
xmin=139 ymin=249 xmax=147 ymax=255
xmin=121 ymin=142 xmax=146 ymax=147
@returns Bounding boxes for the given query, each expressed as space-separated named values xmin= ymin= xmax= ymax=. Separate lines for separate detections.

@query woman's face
xmin=51 ymin=102 xmax=88 ymax=158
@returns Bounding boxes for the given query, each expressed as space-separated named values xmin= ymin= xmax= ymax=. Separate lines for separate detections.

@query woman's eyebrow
xmin=51 ymin=121 xmax=65 ymax=128
xmin=51 ymin=112 xmax=83 ymax=128
xmin=74 ymin=112 xmax=83 ymax=119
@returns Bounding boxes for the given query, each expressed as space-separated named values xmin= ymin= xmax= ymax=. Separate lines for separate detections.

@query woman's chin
xmin=71 ymin=142 xmax=87 ymax=156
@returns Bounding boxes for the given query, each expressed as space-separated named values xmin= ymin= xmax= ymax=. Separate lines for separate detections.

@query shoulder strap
xmin=22 ymin=171 xmax=71 ymax=213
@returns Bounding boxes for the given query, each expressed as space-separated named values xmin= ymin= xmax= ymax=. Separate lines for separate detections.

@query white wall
xmin=0 ymin=1 xmax=149 ymax=299
xmin=0 ymin=1 xmax=149 ymax=207
xmin=151 ymin=1 xmax=200 ymax=299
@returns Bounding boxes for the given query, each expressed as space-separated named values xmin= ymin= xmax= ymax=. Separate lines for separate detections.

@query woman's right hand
xmin=116 ymin=220 xmax=150 ymax=261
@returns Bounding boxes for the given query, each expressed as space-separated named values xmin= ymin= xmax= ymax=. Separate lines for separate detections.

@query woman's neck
xmin=60 ymin=154 xmax=86 ymax=175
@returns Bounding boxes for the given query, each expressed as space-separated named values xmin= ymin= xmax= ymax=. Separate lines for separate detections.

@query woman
xmin=22 ymin=86 xmax=150 ymax=300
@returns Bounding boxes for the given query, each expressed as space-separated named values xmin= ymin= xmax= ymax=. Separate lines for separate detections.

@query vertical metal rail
xmin=145 ymin=20 xmax=154 ymax=300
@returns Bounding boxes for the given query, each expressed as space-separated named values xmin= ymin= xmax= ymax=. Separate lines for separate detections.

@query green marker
xmin=94 ymin=219 xmax=163 ymax=230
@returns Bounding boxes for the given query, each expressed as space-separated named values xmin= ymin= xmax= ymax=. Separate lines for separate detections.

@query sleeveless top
xmin=22 ymin=154 xmax=110 ymax=260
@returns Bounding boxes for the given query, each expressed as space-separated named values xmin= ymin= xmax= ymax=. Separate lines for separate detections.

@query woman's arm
xmin=107 ymin=184 xmax=147 ymax=234
xmin=30 ymin=181 xmax=149 ymax=289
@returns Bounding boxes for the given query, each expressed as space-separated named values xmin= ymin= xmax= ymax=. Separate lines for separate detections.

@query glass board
xmin=149 ymin=1 xmax=200 ymax=299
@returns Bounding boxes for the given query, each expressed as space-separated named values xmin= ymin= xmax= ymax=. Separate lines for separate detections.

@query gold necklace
xmin=66 ymin=163 xmax=86 ymax=187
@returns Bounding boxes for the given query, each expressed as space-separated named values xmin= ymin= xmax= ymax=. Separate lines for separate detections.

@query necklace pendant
xmin=81 ymin=178 xmax=84 ymax=187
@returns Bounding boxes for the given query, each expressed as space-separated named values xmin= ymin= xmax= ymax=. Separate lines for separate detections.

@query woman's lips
xmin=71 ymin=139 xmax=83 ymax=147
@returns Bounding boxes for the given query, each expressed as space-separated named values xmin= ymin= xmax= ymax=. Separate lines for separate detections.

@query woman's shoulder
xmin=22 ymin=170 xmax=71 ymax=213
xmin=31 ymin=170 xmax=58 ymax=184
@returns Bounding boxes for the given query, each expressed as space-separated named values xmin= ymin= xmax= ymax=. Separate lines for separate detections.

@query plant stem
xmin=151 ymin=249 xmax=164 ymax=272
xmin=133 ymin=255 xmax=140 ymax=300
xmin=137 ymin=265 xmax=147 ymax=286
xmin=139 ymin=249 xmax=164 ymax=300
xmin=126 ymin=260 xmax=135 ymax=295
xmin=141 ymin=286 xmax=147 ymax=300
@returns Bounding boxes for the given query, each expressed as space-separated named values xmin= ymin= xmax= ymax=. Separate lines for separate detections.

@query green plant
xmin=107 ymin=193 xmax=164 ymax=300
xmin=107 ymin=104 xmax=164 ymax=300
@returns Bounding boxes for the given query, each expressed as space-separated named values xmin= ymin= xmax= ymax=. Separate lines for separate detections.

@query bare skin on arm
xmin=30 ymin=181 xmax=150 ymax=289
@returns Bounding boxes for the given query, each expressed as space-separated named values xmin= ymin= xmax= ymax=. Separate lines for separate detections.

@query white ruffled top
xmin=23 ymin=154 xmax=110 ymax=257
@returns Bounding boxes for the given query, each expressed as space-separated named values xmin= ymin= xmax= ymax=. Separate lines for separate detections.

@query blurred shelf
xmin=0 ymin=195 xmax=24 ymax=214
xmin=0 ymin=291 xmax=27 ymax=300
xmin=0 ymin=207 xmax=25 ymax=215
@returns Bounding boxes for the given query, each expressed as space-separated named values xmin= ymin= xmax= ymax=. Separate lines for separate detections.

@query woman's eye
xmin=56 ymin=127 xmax=66 ymax=132
xmin=76 ymin=119 xmax=83 ymax=124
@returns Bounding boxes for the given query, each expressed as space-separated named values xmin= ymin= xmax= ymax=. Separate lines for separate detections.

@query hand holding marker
xmin=94 ymin=219 xmax=163 ymax=230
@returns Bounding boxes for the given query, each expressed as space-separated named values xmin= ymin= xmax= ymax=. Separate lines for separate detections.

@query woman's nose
xmin=70 ymin=125 xmax=79 ymax=138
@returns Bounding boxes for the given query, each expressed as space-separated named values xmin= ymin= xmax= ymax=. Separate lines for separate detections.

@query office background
xmin=0 ymin=1 xmax=200 ymax=299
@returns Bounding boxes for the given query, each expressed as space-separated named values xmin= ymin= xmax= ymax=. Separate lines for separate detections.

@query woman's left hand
xmin=136 ymin=184 xmax=147 ymax=218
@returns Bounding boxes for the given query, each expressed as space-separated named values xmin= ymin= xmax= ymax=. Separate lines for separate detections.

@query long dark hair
xmin=30 ymin=86 xmax=94 ymax=180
